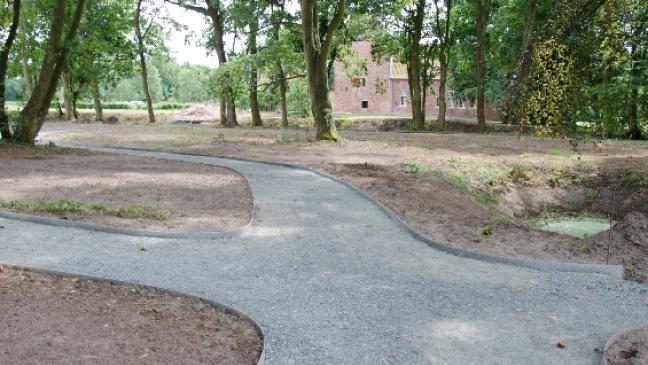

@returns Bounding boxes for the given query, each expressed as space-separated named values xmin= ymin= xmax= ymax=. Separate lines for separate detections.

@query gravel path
xmin=1 ymin=146 xmax=647 ymax=365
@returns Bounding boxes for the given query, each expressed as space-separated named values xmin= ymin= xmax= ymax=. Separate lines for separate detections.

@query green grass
xmin=111 ymin=204 xmax=170 ymax=220
xmin=446 ymin=174 xmax=466 ymax=190
xmin=405 ymin=163 xmax=434 ymax=180
xmin=0 ymin=199 xmax=169 ymax=221
xmin=473 ymin=191 xmax=501 ymax=205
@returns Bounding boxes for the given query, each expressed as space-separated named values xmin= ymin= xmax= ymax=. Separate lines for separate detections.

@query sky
xmin=166 ymin=7 xmax=219 ymax=68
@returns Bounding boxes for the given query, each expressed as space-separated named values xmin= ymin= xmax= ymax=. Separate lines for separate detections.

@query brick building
xmin=332 ymin=41 xmax=501 ymax=120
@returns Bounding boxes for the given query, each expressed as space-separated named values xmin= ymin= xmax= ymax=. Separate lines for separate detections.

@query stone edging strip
xmin=0 ymin=210 xmax=250 ymax=240
xmin=0 ymin=263 xmax=267 ymax=365
xmin=24 ymin=143 xmax=626 ymax=278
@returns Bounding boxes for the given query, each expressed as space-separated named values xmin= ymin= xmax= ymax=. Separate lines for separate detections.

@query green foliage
xmin=0 ymin=199 xmax=169 ymax=220
xmin=446 ymin=174 xmax=466 ymax=189
xmin=405 ymin=163 xmax=434 ymax=180
xmin=286 ymin=78 xmax=311 ymax=118
xmin=519 ymin=38 xmax=575 ymax=136
xmin=579 ymin=244 xmax=590 ymax=253
xmin=482 ymin=226 xmax=494 ymax=235
xmin=111 ymin=204 xmax=170 ymax=220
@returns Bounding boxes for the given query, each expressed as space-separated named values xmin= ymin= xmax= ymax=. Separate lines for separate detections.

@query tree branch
xmin=321 ymin=0 xmax=345 ymax=55
xmin=165 ymin=0 xmax=208 ymax=15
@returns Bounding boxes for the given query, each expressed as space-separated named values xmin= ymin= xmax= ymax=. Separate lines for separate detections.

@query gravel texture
xmin=1 ymin=146 xmax=647 ymax=365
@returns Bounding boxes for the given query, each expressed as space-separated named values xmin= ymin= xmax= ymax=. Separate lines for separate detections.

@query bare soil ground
xmin=0 ymin=142 xmax=251 ymax=233
xmin=0 ymin=265 xmax=262 ymax=364
xmin=42 ymin=121 xmax=648 ymax=282
xmin=606 ymin=327 xmax=648 ymax=365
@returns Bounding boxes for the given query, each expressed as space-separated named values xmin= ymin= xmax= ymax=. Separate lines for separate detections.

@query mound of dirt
xmin=174 ymin=105 xmax=220 ymax=122
xmin=606 ymin=326 xmax=648 ymax=365
xmin=586 ymin=211 xmax=648 ymax=282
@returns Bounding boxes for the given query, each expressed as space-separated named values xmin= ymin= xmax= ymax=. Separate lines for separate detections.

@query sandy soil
xmin=42 ymin=122 xmax=648 ymax=281
xmin=606 ymin=327 xmax=648 ymax=365
xmin=0 ymin=265 xmax=262 ymax=364
xmin=0 ymin=143 xmax=252 ymax=233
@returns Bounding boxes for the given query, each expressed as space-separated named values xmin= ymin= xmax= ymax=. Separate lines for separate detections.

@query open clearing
xmin=0 ymin=265 xmax=262 ymax=364
xmin=43 ymin=119 xmax=648 ymax=282
xmin=0 ymin=142 xmax=252 ymax=233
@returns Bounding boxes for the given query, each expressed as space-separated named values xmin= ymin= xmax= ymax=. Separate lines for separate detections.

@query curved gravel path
xmin=1 ymin=146 xmax=647 ymax=365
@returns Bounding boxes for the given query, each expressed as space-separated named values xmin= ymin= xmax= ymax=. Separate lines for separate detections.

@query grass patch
xmin=446 ymin=174 xmax=466 ymax=190
xmin=473 ymin=191 xmax=501 ymax=205
xmin=111 ymin=204 xmax=170 ymax=220
xmin=405 ymin=163 xmax=434 ymax=180
xmin=0 ymin=199 xmax=169 ymax=221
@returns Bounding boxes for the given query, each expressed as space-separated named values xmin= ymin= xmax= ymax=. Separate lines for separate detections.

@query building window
xmin=436 ymin=97 xmax=439 ymax=108
xmin=448 ymin=91 xmax=455 ymax=109
xmin=400 ymin=92 xmax=407 ymax=107
xmin=351 ymin=77 xmax=367 ymax=88
xmin=361 ymin=100 xmax=369 ymax=109
xmin=459 ymin=97 xmax=465 ymax=109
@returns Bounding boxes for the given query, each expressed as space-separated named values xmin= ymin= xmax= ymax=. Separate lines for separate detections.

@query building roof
xmin=389 ymin=59 xmax=408 ymax=79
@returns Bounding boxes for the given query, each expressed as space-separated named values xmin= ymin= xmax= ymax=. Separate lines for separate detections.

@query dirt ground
xmin=0 ymin=143 xmax=252 ymax=233
xmin=40 ymin=121 xmax=648 ymax=282
xmin=606 ymin=327 xmax=648 ymax=365
xmin=0 ymin=266 xmax=262 ymax=364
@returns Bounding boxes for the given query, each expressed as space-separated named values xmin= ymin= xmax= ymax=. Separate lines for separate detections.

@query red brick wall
xmin=332 ymin=42 xmax=393 ymax=115
xmin=332 ymin=41 xmax=502 ymax=120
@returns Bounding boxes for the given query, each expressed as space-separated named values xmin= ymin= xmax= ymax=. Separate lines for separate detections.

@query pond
xmin=533 ymin=217 xmax=613 ymax=239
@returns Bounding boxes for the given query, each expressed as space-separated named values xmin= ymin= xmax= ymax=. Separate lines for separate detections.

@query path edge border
xmin=0 ymin=263 xmax=267 ymax=365
xmin=59 ymin=143 xmax=624 ymax=279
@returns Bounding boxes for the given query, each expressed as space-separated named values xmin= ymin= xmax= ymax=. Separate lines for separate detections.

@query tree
xmin=70 ymin=0 xmax=136 ymax=121
xmin=168 ymin=0 xmax=238 ymax=127
xmin=475 ymin=0 xmax=488 ymax=132
xmin=0 ymin=0 xmax=21 ymax=139
xmin=13 ymin=0 xmax=86 ymax=143
xmin=301 ymin=0 xmax=346 ymax=141
xmin=432 ymin=0 xmax=453 ymax=131
xmin=135 ymin=0 xmax=159 ymax=123
xmin=373 ymin=0 xmax=432 ymax=131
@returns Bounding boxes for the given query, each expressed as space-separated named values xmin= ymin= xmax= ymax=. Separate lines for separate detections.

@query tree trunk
xmin=174 ymin=1 xmax=237 ymax=127
xmin=19 ymin=18 xmax=32 ymax=99
xmin=271 ymin=3 xmax=288 ymax=128
xmin=276 ymin=60 xmax=288 ymax=128
xmin=21 ymin=58 xmax=32 ymax=98
xmin=135 ymin=0 xmax=156 ymax=124
xmin=219 ymin=95 xmax=226 ymax=125
xmin=628 ymin=31 xmax=642 ymax=140
xmin=433 ymin=0 xmax=452 ymax=131
xmin=301 ymin=0 xmax=345 ymax=141
xmin=207 ymin=5 xmax=237 ymax=127
xmin=0 ymin=0 xmax=21 ymax=140
xmin=62 ymin=70 xmax=74 ymax=120
xmin=248 ymin=0 xmax=262 ymax=127
xmin=476 ymin=0 xmax=487 ymax=132
xmin=72 ymin=90 xmax=79 ymax=119
xmin=13 ymin=0 xmax=86 ymax=144
xmin=91 ymin=78 xmax=103 ymax=121
xmin=503 ymin=0 xmax=537 ymax=124
xmin=437 ymin=49 xmax=448 ymax=130
xmin=407 ymin=0 xmax=426 ymax=131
